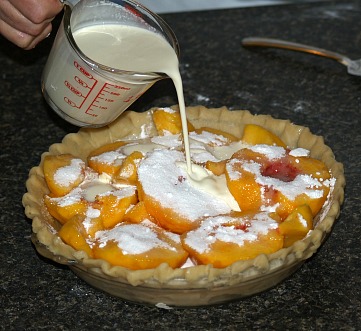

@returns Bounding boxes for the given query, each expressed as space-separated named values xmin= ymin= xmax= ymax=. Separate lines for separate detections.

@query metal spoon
xmin=242 ymin=37 xmax=361 ymax=76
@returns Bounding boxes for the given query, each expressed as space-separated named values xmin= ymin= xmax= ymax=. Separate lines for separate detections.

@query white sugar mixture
xmin=184 ymin=212 xmax=280 ymax=254
xmin=95 ymin=221 xmax=175 ymax=254
xmin=54 ymin=159 xmax=85 ymax=187
xmin=137 ymin=149 xmax=232 ymax=220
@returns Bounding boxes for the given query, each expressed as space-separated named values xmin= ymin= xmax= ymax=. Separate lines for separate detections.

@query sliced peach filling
xmin=43 ymin=154 xmax=86 ymax=197
xmin=279 ymin=204 xmax=313 ymax=247
xmin=141 ymin=192 xmax=201 ymax=234
xmin=181 ymin=212 xmax=283 ymax=268
xmin=93 ymin=221 xmax=188 ymax=269
xmin=92 ymin=188 xmax=138 ymax=229
xmin=123 ymin=201 xmax=155 ymax=224
xmin=153 ymin=107 xmax=195 ymax=135
xmin=113 ymin=151 xmax=144 ymax=185
xmin=241 ymin=124 xmax=287 ymax=148
xmin=44 ymin=193 xmax=87 ymax=225
xmin=194 ymin=127 xmax=239 ymax=144
xmin=87 ymin=141 xmax=128 ymax=176
xmin=58 ymin=215 xmax=94 ymax=257
xmin=226 ymin=146 xmax=331 ymax=220
xmin=42 ymin=111 xmax=334 ymax=268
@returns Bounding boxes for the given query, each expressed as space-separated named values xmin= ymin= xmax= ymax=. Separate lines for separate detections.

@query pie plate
xmin=23 ymin=106 xmax=345 ymax=307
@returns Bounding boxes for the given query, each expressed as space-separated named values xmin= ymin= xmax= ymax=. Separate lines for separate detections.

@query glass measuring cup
xmin=41 ymin=0 xmax=179 ymax=127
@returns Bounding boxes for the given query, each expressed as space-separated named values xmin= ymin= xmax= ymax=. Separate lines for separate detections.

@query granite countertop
xmin=1 ymin=1 xmax=360 ymax=330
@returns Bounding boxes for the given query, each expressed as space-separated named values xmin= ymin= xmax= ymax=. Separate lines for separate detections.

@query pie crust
xmin=23 ymin=106 xmax=345 ymax=307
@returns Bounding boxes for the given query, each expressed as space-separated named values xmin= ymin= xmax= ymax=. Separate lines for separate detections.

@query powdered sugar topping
xmin=138 ymin=149 xmax=231 ymax=220
xmin=189 ymin=130 xmax=229 ymax=146
xmin=249 ymin=144 xmax=286 ymax=160
xmin=95 ymin=221 xmax=175 ymax=254
xmin=89 ymin=150 xmax=126 ymax=166
xmin=226 ymin=144 xmax=329 ymax=202
xmin=54 ymin=158 xmax=85 ymax=187
xmin=51 ymin=187 xmax=83 ymax=207
xmin=237 ymin=160 xmax=324 ymax=200
xmin=184 ymin=212 xmax=279 ymax=254
xmin=289 ymin=148 xmax=310 ymax=157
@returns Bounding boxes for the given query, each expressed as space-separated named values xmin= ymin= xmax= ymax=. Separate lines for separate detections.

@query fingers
xmin=0 ymin=0 xmax=64 ymax=49
xmin=0 ymin=19 xmax=53 ymax=50
xmin=11 ymin=0 xmax=64 ymax=23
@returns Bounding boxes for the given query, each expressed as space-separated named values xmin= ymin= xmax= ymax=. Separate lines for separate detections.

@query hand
xmin=0 ymin=0 xmax=64 ymax=50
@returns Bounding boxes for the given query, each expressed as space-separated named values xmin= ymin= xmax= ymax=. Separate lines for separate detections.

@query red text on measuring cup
xmin=63 ymin=61 xmax=143 ymax=118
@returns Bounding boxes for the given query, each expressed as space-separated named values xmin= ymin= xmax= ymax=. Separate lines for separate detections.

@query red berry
xmin=262 ymin=159 xmax=299 ymax=182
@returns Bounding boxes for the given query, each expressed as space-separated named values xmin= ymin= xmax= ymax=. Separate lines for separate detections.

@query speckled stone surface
xmin=1 ymin=1 xmax=360 ymax=330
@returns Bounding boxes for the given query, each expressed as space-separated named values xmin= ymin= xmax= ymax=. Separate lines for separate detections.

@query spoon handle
xmin=242 ymin=37 xmax=352 ymax=67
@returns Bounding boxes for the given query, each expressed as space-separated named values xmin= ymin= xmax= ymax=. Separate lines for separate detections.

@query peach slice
xmin=279 ymin=204 xmax=313 ymax=247
xmin=142 ymin=193 xmax=201 ymax=234
xmin=194 ymin=127 xmax=239 ymax=144
xmin=93 ymin=221 xmax=189 ymax=270
xmin=92 ymin=187 xmax=138 ymax=229
xmin=114 ymin=151 xmax=144 ymax=185
xmin=275 ymin=189 xmax=330 ymax=221
xmin=226 ymin=146 xmax=332 ymax=220
xmin=58 ymin=215 xmax=94 ymax=257
xmin=205 ymin=159 xmax=227 ymax=176
xmin=153 ymin=108 xmax=195 ymax=135
xmin=43 ymin=154 xmax=85 ymax=197
xmin=292 ymin=155 xmax=331 ymax=182
xmin=225 ymin=149 xmax=264 ymax=212
xmin=266 ymin=154 xmax=331 ymax=219
xmin=181 ymin=212 xmax=283 ymax=267
xmin=87 ymin=141 xmax=127 ymax=176
xmin=138 ymin=149 xmax=231 ymax=234
xmin=123 ymin=201 xmax=155 ymax=224
xmin=241 ymin=124 xmax=287 ymax=148
xmin=44 ymin=192 xmax=87 ymax=225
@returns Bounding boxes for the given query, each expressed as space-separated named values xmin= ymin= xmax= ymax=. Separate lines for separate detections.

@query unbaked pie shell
xmin=23 ymin=106 xmax=345 ymax=307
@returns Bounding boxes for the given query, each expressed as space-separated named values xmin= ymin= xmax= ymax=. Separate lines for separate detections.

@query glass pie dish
xmin=23 ymin=106 xmax=345 ymax=307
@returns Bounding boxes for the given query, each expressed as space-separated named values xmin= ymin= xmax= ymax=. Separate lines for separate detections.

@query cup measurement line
xmin=85 ymin=83 xmax=131 ymax=116
xmin=74 ymin=61 xmax=98 ymax=110
xmin=63 ymin=60 xmax=101 ymax=112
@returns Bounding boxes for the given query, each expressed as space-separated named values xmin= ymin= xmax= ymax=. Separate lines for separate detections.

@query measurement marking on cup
xmin=64 ymin=80 xmax=83 ymax=97
xmin=85 ymin=83 xmax=132 ymax=116
xmin=74 ymin=60 xmax=93 ymax=79
xmin=61 ymin=61 xmax=137 ymax=118
xmin=75 ymin=76 xmax=89 ymax=88
xmin=64 ymin=61 xmax=98 ymax=110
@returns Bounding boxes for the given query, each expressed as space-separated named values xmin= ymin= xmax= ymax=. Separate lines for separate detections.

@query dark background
xmin=1 ymin=1 xmax=360 ymax=330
